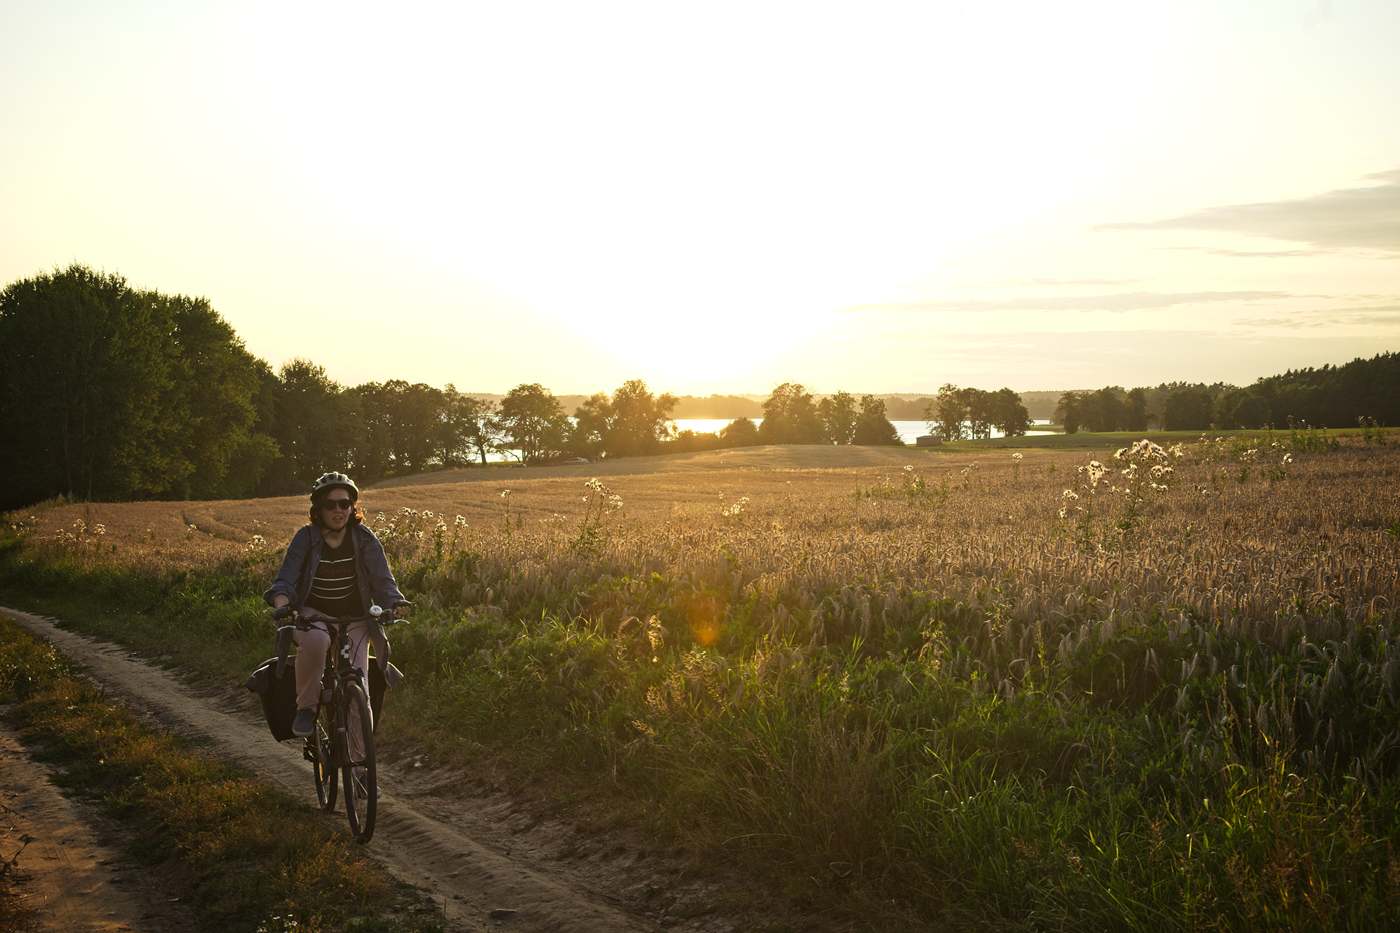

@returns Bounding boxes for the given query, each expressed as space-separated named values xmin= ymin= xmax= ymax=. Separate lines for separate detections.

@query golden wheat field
xmin=10 ymin=435 xmax=1400 ymax=927
xmin=18 ymin=438 xmax=1400 ymax=639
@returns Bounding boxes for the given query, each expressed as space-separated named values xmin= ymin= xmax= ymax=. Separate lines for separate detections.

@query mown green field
xmin=3 ymin=427 xmax=1398 ymax=930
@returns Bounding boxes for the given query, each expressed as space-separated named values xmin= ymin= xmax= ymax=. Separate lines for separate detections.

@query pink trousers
xmin=293 ymin=621 xmax=372 ymax=760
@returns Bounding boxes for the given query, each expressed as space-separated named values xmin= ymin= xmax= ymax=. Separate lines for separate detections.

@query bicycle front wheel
xmin=340 ymin=682 xmax=377 ymax=844
xmin=312 ymin=707 xmax=337 ymax=812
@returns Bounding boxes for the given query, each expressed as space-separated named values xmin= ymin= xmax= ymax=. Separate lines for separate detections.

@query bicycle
xmin=272 ymin=602 xmax=408 ymax=844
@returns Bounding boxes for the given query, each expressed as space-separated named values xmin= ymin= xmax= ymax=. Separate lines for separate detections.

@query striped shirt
xmin=304 ymin=537 xmax=364 ymax=618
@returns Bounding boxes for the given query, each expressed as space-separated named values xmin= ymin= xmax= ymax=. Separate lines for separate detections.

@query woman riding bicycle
xmin=263 ymin=471 xmax=408 ymax=739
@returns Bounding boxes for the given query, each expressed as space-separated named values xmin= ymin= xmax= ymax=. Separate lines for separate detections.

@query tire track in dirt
xmin=1 ymin=607 xmax=657 ymax=933
xmin=1 ymin=716 xmax=197 ymax=932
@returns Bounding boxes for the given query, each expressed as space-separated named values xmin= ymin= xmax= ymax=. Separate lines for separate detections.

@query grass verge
xmin=0 ymin=612 xmax=443 ymax=933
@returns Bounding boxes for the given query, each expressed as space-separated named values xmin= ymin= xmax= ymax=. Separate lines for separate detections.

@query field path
xmin=0 ymin=607 xmax=678 ymax=933
xmin=0 ymin=715 xmax=196 ymax=931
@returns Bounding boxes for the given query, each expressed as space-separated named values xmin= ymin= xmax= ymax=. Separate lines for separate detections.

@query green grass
xmin=0 ymin=612 xmax=443 ymax=933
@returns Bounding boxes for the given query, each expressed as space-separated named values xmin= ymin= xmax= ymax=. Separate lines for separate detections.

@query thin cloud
xmin=1235 ymin=315 xmax=1331 ymax=329
xmin=1164 ymin=246 xmax=1327 ymax=258
xmin=1022 ymin=277 xmax=1135 ymax=286
xmin=848 ymin=291 xmax=1291 ymax=313
xmin=1098 ymin=168 xmax=1400 ymax=251
xmin=1237 ymin=305 xmax=1400 ymax=329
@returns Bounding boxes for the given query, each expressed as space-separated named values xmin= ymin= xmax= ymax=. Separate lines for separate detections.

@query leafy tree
xmin=453 ymin=395 xmax=502 ymax=465
xmin=1125 ymin=387 xmax=1150 ymax=431
xmin=268 ymin=360 xmax=349 ymax=488
xmin=928 ymin=384 xmax=969 ymax=441
xmin=158 ymin=291 xmax=277 ymax=497
xmin=0 ymin=265 xmax=269 ymax=507
xmin=961 ymin=387 xmax=997 ymax=439
xmin=852 ymin=395 xmax=901 ymax=445
xmin=378 ymin=380 xmax=443 ymax=473
xmin=435 ymin=385 xmax=489 ymax=467
xmin=990 ymin=387 xmax=1031 ymax=437
xmin=1212 ymin=388 xmax=1269 ymax=428
xmin=818 ymin=391 xmax=858 ymax=444
xmin=759 ymin=383 xmax=825 ymax=444
xmin=1055 ymin=392 xmax=1085 ymax=434
xmin=568 ymin=381 xmax=677 ymax=460
xmin=1082 ymin=387 xmax=1128 ymax=433
xmin=1163 ymin=384 xmax=1215 ymax=430
xmin=497 ymin=383 xmax=570 ymax=463
xmin=341 ymin=381 xmax=395 ymax=484
xmin=1249 ymin=352 xmax=1400 ymax=426
xmin=605 ymin=379 xmax=677 ymax=457
xmin=719 ymin=417 xmax=760 ymax=447
xmin=570 ymin=393 xmax=612 ymax=460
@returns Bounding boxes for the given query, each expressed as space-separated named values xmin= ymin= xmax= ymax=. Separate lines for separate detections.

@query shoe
xmin=291 ymin=708 xmax=317 ymax=737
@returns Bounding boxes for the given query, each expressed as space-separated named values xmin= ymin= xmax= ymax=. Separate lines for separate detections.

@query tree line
xmin=0 ymin=266 xmax=907 ymax=508
xmin=1053 ymin=353 xmax=1400 ymax=433
xmin=6 ymin=265 xmax=1393 ymax=509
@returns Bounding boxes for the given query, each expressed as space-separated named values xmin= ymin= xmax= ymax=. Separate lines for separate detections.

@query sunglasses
xmin=322 ymin=498 xmax=354 ymax=511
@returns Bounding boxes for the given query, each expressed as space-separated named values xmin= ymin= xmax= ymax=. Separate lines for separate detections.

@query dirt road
xmin=1 ymin=715 xmax=197 ymax=932
xmin=1 ymin=607 xmax=743 ymax=933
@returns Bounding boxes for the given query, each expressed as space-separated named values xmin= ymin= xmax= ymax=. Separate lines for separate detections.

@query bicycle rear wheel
xmin=312 ymin=707 xmax=337 ymax=811
xmin=340 ymin=682 xmax=377 ymax=843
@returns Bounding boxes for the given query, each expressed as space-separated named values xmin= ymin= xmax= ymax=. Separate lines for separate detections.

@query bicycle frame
xmin=272 ymin=603 xmax=406 ymax=843
xmin=318 ymin=618 xmax=372 ymax=764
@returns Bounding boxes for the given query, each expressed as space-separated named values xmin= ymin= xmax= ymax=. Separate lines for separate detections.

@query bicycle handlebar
xmin=272 ymin=603 xmax=411 ymax=678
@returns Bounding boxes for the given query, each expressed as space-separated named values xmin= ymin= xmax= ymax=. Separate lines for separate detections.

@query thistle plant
xmin=1109 ymin=438 xmax=1176 ymax=536
xmin=720 ymin=495 xmax=751 ymax=519
xmin=1058 ymin=440 xmax=1180 ymax=547
xmin=5 ymin=513 xmax=39 ymax=539
xmin=1058 ymin=458 xmax=1106 ymax=551
xmin=52 ymin=518 xmax=106 ymax=551
xmin=575 ymin=477 xmax=623 ymax=554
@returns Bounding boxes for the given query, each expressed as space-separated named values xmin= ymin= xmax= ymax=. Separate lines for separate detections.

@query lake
xmin=670 ymin=418 xmax=1057 ymax=445
xmin=480 ymin=418 xmax=1056 ymax=463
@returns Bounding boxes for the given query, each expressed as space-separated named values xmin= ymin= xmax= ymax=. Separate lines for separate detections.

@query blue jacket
xmin=263 ymin=522 xmax=406 ymax=613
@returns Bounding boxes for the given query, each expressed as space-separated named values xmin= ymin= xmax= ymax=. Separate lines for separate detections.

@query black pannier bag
xmin=244 ymin=657 xmax=298 ymax=741
xmin=245 ymin=655 xmax=405 ymax=739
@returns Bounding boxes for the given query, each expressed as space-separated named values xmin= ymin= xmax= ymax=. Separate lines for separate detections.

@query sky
xmin=2 ymin=1 xmax=1398 ymax=395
